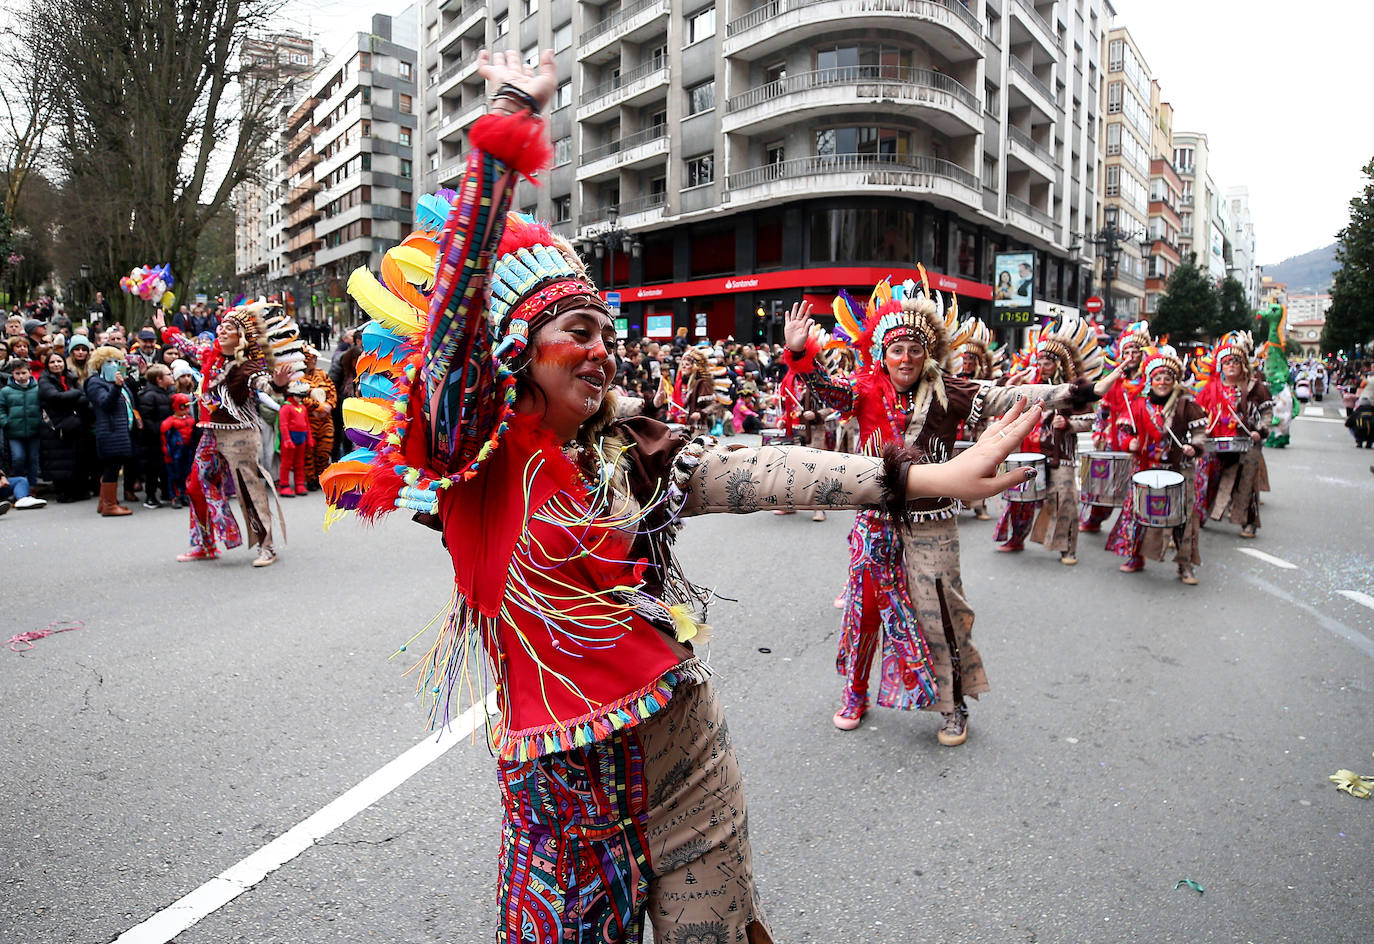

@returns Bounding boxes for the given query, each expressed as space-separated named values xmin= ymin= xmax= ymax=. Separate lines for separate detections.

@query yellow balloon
xmin=161 ymin=290 xmax=177 ymax=311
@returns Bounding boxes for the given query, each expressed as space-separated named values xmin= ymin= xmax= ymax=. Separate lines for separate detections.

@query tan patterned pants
xmin=900 ymin=516 xmax=988 ymax=713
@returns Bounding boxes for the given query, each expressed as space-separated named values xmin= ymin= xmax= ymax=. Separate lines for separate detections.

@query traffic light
xmin=756 ymin=307 xmax=766 ymax=319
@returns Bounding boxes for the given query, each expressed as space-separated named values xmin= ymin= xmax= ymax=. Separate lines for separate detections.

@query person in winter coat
xmin=277 ymin=380 xmax=314 ymax=496
xmin=137 ymin=364 xmax=176 ymax=508
xmin=161 ymin=393 xmax=196 ymax=507
xmin=85 ymin=345 xmax=138 ymax=516
xmin=38 ymin=351 xmax=91 ymax=502
xmin=0 ymin=358 xmax=43 ymax=486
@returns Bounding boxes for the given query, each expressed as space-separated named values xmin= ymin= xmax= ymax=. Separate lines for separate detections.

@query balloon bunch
xmin=119 ymin=264 xmax=177 ymax=310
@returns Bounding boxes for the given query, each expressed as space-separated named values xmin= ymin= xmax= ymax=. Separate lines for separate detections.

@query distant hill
xmin=1261 ymin=243 xmax=1338 ymax=294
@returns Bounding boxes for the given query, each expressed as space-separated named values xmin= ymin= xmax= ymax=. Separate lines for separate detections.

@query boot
xmin=937 ymin=703 xmax=970 ymax=746
xmin=100 ymin=482 xmax=131 ymax=517
xmin=252 ymin=544 xmax=277 ymax=567
xmin=1178 ymin=563 xmax=1198 ymax=585
xmin=832 ymin=688 xmax=868 ymax=731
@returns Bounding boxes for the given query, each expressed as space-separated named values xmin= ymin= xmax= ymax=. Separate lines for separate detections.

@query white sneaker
xmin=14 ymin=496 xmax=46 ymax=509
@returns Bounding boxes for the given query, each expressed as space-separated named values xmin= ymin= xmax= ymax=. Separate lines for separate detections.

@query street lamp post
xmin=1073 ymin=212 xmax=1152 ymax=330
xmin=577 ymin=205 xmax=643 ymax=335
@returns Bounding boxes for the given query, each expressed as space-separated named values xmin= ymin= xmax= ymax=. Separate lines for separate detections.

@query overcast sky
xmin=280 ymin=0 xmax=1374 ymax=266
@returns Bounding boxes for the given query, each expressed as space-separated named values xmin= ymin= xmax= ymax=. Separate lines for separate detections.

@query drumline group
xmin=775 ymin=290 xmax=1273 ymax=742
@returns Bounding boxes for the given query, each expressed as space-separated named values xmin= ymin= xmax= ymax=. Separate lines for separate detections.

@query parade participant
xmin=320 ymin=49 xmax=1044 ymax=944
xmin=1080 ymin=322 xmax=1150 ymax=533
xmin=950 ymin=316 xmax=1001 ymax=521
xmin=1197 ymin=334 xmax=1273 ymax=538
xmin=777 ymin=327 xmax=838 ymax=520
xmin=155 ymin=303 xmax=294 ymax=566
xmin=993 ymin=313 xmax=1101 ymax=564
xmin=298 ymin=345 xmax=336 ymax=490
xmin=670 ymin=343 xmax=729 ymax=434
xmin=1106 ymin=348 xmax=1209 ymax=582
xmin=277 ymin=380 xmax=313 ymax=497
xmin=783 ymin=281 xmax=1108 ymax=743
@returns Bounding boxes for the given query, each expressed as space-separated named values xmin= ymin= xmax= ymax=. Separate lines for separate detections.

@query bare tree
xmin=0 ymin=6 xmax=62 ymax=254
xmin=47 ymin=0 xmax=287 ymax=319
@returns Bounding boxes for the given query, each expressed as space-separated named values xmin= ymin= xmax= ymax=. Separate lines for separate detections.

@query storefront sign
xmin=645 ymin=314 xmax=673 ymax=338
xmin=601 ymin=266 xmax=993 ymax=304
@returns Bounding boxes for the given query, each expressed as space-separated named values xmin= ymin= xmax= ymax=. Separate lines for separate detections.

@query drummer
xmin=1197 ymin=335 xmax=1273 ymax=538
xmin=1080 ymin=322 xmax=1150 ymax=534
xmin=952 ymin=316 xmax=1001 ymax=521
xmin=993 ymin=315 xmax=1101 ymax=564
xmin=1107 ymin=348 xmax=1210 ymax=583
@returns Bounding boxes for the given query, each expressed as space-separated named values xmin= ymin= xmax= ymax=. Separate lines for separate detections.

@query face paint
xmin=533 ymin=339 xmax=591 ymax=370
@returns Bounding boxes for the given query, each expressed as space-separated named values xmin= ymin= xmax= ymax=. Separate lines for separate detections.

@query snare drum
xmin=1077 ymin=450 xmax=1133 ymax=507
xmin=760 ymin=428 xmax=786 ymax=446
xmin=1131 ymin=469 xmax=1189 ymax=528
xmin=1003 ymin=452 xmax=1047 ymax=502
xmin=1205 ymin=436 xmax=1251 ymax=454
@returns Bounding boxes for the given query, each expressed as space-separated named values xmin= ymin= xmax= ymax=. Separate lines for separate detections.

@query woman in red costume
xmin=321 ymin=50 xmax=1043 ymax=944
xmin=1196 ymin=335 xmax=1273 ymax=538
xmin=781 ymin=289 xmax=1109 ymax=745
xmin=1106 ymin=349 xmax=1210 ymax=582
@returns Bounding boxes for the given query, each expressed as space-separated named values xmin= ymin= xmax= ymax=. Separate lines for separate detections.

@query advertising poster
xmin=993 ymin=251 xmax=1035 ymax=325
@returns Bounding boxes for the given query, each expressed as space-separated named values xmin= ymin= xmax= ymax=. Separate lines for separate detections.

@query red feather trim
xmin=781 ymin=337 xmax=822 ymax=376
xmin=469 ymin=111 xmax=553 ymax=184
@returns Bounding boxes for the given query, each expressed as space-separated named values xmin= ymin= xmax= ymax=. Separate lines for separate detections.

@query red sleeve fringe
xmin=469 ymin=111 xmax=553 ymax=184
xmin=781 ymin=337 xmax=822 ymax=376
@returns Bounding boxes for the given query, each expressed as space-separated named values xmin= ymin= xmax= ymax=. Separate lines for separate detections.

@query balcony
xmin=1006 ymin=125 xmax=1056 ymax=181
xmin=287 ymin=230 xmax=318 ymax=254
xmin=287 ymin=181 xmax=321 ymax=206
xmin=435 ymin=157 xmax=466 ymax=188
xmin=723 ymin=66 xmax=979 ymax=137
xmin=1008 ymin=56 xmax=1057 ymax=118
xmin=726 ymin=153 xmax=980 ymax=213
xmin=286 ymin=124 xmax=318 ymax=154
xmin=436 ymin=52 xmax=482 ymax=98
xmin=286 ymin=203 xmax=319 ymax=230
xmin=1009 ymin=0 xmax=1056 ymax=56
xmin=724 ymin=0 xmax=982 ymax=62
xmin=435 ymin=99 xmax=484 ymax=143
xmin=288 ymin=256 xmax=316 ymax=276
xmin=579 ymin=192 xmax=668 ymax=230
xmin=437 ymin=1 xmax=487 ymax=56
xmin=578 ymin=0 xmax=670 ymax=65
xmin=577 ymin=125 xmax=670 ymax=181
xmin=1005 ymin=194 xmax=1057 ymax=243
xmin=287 ymin=151 xmax=319 ymax=178
xmin=1114 ymin=269 xmax=1146 ymax=290
xmin=577 ymin=60 xmax=671 ymax=122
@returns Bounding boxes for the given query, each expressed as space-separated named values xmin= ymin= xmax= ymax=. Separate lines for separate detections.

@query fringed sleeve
xmin=782 ymin=339 xmax=855 ymax=414
xmin=679 ymin=441 xmax=889 ymax=515
xmin=975 ymin=377 xmax=1099 ymax=420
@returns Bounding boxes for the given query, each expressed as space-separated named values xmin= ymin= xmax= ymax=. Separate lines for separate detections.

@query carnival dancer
xmin=154 ymin=303 xmax=294 ymax=566
xmin=782 ymin=286 xmax=1109 ymax=744
xmin=993 ymin=313 xmax=1101 ymax=564
xmin=671 ymin=343 xmax=728 ymax=434
xmin=1080 ymin=322 xmax=1150 ymax=533
xmin=1106 ymin=348 xmax=1210 ymax=583
xmin=319 ymin=49 xmax=1043 ymax=944
xmin=951 ymin=316 xmax=1001 ymax=521
xmin=777 ymin=326 xmax=838 ymax=520
xmin=1197 ymin=333 xmax=1273 ymax=538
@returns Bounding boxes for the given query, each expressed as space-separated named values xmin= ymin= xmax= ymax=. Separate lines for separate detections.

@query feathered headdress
xmin=949 ymin=316 xmax=1002 ymax=380
xmin=1017 ymin=308 xmax=1104 ymax=381
xmin=1104 ymin=319 xmax=1154 ymax=371
xmin=830 ymin=264 xmax=958 ymax=371
xmin=220 ymin=301 xmax=270 ymax=373
xmin=1140 ymin=344 xmax=1184 ymax=383
xmin=1213 ymin=329 xmax=1253 ymax=374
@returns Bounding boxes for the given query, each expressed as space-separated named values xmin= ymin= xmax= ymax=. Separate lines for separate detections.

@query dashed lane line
xmin=1237 ymin=547 xmax=1298 ymax=570
xmin=1338 ymin=590 xmax=1374 ymax=612
xmin=1294 ymin=414 xmax=1345 ymax=424
xmin=1227 ymin=568 xmax=1374 ymax=661
xmin=114 ymin=695 xmax=497 ymax=944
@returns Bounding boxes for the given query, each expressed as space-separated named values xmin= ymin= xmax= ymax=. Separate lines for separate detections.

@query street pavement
xmin=3 ymin=410 xmax=1372 ymax=944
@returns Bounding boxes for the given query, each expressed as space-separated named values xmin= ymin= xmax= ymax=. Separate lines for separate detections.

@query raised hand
xmin=905 ymin=398 xmax=1046 ymax=502
xmin=783 ymin=300 xmax=815 ymax=353
xmin=478 ymin=48 xmax=557 ymax=113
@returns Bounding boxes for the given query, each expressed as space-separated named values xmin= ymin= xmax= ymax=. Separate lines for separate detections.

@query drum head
xmin=1008 ymin=452 xmax=1045 ymax=463
xmin=1133 ymin=469 xmax=1184 ymax=488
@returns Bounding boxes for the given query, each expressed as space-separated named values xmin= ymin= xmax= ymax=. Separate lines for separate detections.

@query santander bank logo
xmin=725 ymin=278 xmax=759 ymax=289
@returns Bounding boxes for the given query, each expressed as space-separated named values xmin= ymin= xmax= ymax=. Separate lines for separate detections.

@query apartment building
xmin=1170 ymin=130 xmax=1215 ymax=275
xmin=1142 ymin=94 xmax=1179 ymax=315
xmin=234 ymin=32 xmax=316 ymax=296
xmin=1226 ymin=185 xmax=1258 ymax=306
xmin=418 ymin=0 xmax=1109 ymax=342
xmin=1096 ymin=23 xmax=1152 ymax=321
xmin=1286 ymin=293 xmax=1330 ymax=357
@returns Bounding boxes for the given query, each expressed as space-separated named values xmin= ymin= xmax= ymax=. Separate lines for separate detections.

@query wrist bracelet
xmin=494 ymin=83 xmax=539 ymax=114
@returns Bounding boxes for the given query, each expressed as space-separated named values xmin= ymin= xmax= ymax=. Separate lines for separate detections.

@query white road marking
xmin=114 ymin=695 xmax=497 ymax=944
xmin=1338 ymin=590 xmax=1374 ymax=612
xmin=1228 ymin=569 xmax=1374 ymax=661
xmin=1294 ymin=414 xmax=1344 ymax=424
xmin=1237 ymin=547 xmax=1298 ymax=570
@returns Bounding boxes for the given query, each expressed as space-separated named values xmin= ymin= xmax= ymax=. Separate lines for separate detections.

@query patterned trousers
xmin=496 ymin=683 xmax=772 ymax=944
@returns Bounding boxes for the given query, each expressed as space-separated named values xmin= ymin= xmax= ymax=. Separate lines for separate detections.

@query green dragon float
xmin=1255 ymin=302 xmax=1295 ymax=447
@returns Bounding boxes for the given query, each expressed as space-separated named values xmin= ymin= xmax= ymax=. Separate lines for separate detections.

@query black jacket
xmin=38 ymin=368 xmax=89 ymax=480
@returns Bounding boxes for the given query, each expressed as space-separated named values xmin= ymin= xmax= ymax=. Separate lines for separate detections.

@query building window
xmin=814 ymin=126 xmax=908 ymax=159
xmin=494 ymin=13 xmax=509 ymax=36
xmin=400 ymin=159 xmax=412 ymax=178
xmin=687 ymin=80 xmax=715 ymax=115
xmin=361 ymin=86 xmax=371 ymax=105
xmin=554 ymin=81 xmax=572 ymax=110
xmin=649 ymin=176 xmax=667 ymax=199
xmin=359 ymin=52 xmax=372 ymax=71
xmin=686 ymin=153 xmax=714 ymax=188
xmin=810 ymin=207 xmax=916 ymax=263
xmin=522 ymin=0 xmax=538 ymax=18
xmin=554 ymin=22 xmax=572 ymax=51
xmin=361 ymin=120 xmax=371 ymax=137
xmin=687 ymin=6 xmax=716 ymax=44
xmin=1107 ymin=81 xmax=1122 ymax=114
xmin=399 ymin=128 xmax=411 ymax=147
xmin=553 ymin=195 xmax=571 ymax=222
xmin=554 ymin=136 xmax=572 ymax=166
xmin=400 ymin=61 xmax=413 ymax=80
xmin=1108 ymin=38 xmax=1123 ymax=72
xmin=1105 ymin=164 xmax=1120 ymax=197
xmin=398 ymin=93 xmax=412 ymax=114
xmin=522 ymin=45 xmax=538 ymax=67
xmin=361 ymin=152 xmax=371 ymax=172
xmin=1106 ymin=122 xmax=1121 ymax=156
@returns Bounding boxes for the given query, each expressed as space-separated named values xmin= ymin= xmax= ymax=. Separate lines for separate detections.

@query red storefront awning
xmin=602 ymin=265 xmax=992 ymax=304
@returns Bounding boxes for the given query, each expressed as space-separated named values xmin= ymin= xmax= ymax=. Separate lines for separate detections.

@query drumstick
xmin=1225 ymin=402 xmax=1253 ymax=436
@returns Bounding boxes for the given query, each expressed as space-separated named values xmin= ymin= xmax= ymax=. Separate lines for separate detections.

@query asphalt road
xmin=3 ymin=408 xmax=1371 ymax=944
